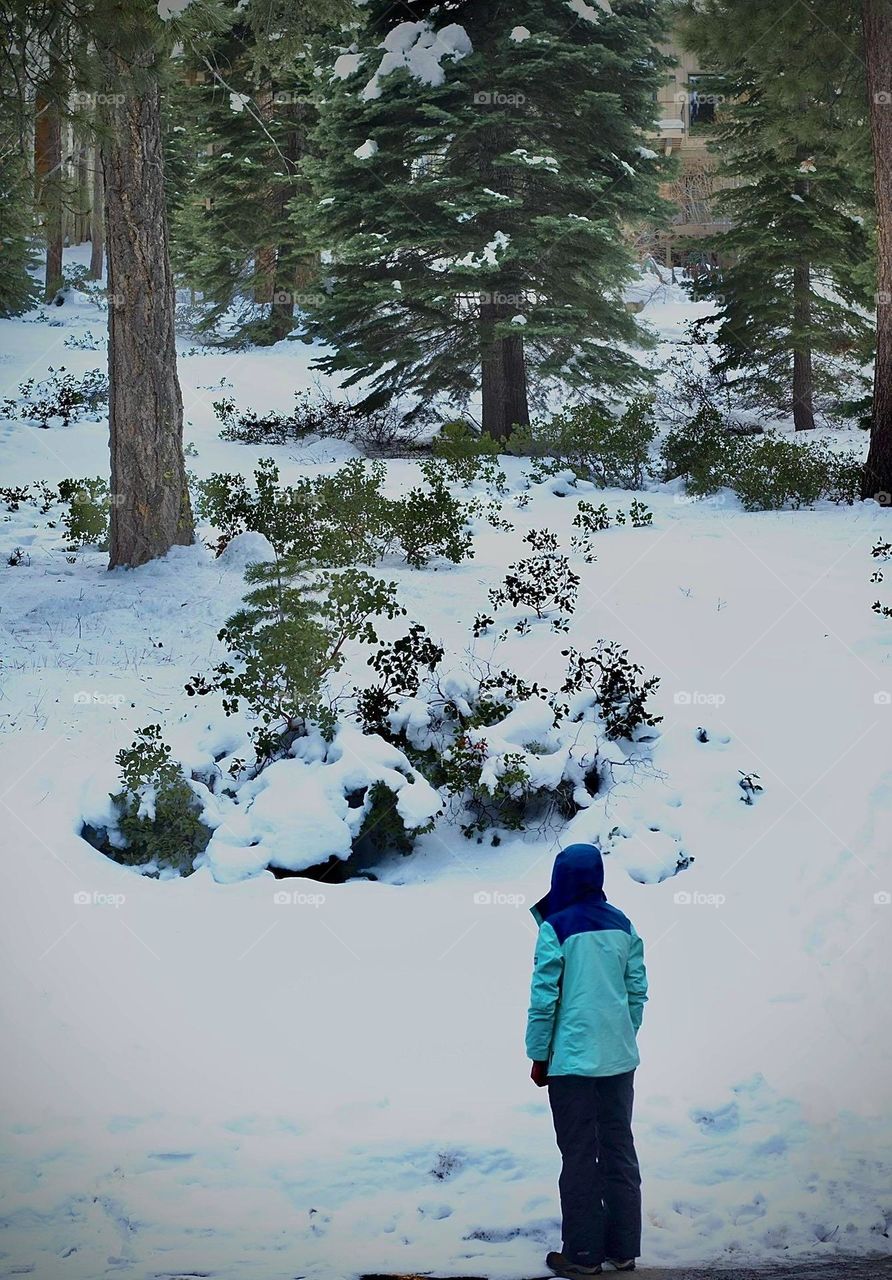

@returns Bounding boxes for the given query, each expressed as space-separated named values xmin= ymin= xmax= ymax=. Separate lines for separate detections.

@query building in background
xmin=642 ymin=35 xmax=733 ymax=271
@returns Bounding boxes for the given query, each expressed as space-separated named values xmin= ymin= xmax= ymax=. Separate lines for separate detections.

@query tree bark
xmin=88 ymin=141 xmax=104 ymax=278
xmin=254 ymin=246 xmax=276 ymax=303
xmin=103 ymin=69 xmax=193 ymax=567
xmin=862 ymin=0 xmax=892 ymax=501
xmin=74 ymin=138 xmax=89 ymax=243
xmin=792 ymin=258 xmax=816 ymax=430
xmin=42 ymin=101 xmax=64 ymax=300
xmin=480 ymin=298 xmax=530 ymax=440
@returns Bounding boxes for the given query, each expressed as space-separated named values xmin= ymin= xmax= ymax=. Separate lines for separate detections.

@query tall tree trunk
xmin=103 ymin=68 xmax=193 ymax=567
xmin=268 ymin=269 xmax=296 ymax=341
xmin=42 ymin=102 xmax=63 ymax=300
xmin=502 ymin=328 xmax=530 ymax=436
xmin=481 ymin=300 xmax=507 ymax=439
xmin=792 ymin=258 xmax=816 ymax=430
xmin=862 ymin=0 xmax=892 ymax=501
xmin=75 ymin=138 xmax=89 ymax=244
xmin=89 ymin=142 xmax=104 ymax=279
xmin=480 ymin=298 xmax=530 ymax=440
xmin=254 ymin=246 xmax=276 ymax=303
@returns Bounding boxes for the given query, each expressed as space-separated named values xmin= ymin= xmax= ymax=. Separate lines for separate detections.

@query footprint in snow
xmin=689 ymin=1101 xmax=740 ymax=1134
xmin=417 ymin=1202 xmax=453 ymax=1220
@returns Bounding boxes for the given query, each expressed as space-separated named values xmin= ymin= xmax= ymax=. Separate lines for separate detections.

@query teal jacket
xmin=525 ymin=843 xmax=647 ymax=1077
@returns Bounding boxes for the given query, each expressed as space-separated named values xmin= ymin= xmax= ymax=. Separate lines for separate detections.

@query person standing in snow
xmin=526 ymin=842 xmax=648 ymax=1278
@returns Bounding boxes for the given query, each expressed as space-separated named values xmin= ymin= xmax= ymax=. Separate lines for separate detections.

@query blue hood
xmin=531 ymin=843 xmax=607 ymax=925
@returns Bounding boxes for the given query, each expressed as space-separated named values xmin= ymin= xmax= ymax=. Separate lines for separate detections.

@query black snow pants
xmin=547 ymin=1070 xmax=641 ymax=1267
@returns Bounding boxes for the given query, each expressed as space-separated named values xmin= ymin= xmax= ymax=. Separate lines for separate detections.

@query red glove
xmin=530 ymin=1060 xmax=549 ymax=1087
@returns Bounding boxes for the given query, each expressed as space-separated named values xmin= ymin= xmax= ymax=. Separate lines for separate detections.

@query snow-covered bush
xmin=561 ymin=642 xmax=663 ymax=742
xmin=213 ymin=390 xmax=425 ymax=455
xmin=511 ymin=397 xmax=657 ymax=489
xmin=202 ymin=724 xmax=442 ymax=882
xmin=365 ymin=645 xmax=662 ymax=839
xmin=187 ymin=560 xmax=405 ymax=763
xmin=1 ymin=366 xmax=108 ymax=427
xmin=87 ymin=726 xmax=212 ymax=876
xmin=439 ymin=734 xmax=575 ymax=837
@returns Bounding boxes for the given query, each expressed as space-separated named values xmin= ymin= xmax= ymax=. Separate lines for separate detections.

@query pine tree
xmin=861 ymin=0 xmax=892 ymax=501
xmin=679 ymin=1 xmax=874 ymax=429
xmin=298 ymin=0 xmax=671 ymax=438
xmin=166 ymin=0 xmax=349 ymax=346
xmin=0 ymin=92 xmax=38 ymax=315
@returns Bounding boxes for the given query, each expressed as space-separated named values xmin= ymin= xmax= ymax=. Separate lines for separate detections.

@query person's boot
xmin=545 ymin=1251 xmax=602 ymax=1277
xmin=604 ymin=1261 xmax=635 ymax=1272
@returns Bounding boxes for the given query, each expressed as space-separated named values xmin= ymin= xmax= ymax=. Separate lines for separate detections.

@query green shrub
xmin=662 ymin=410 xmax=862 ymax=510
xmin=733 ymin=437 xmax=861 ymax=511
xmin=187 ymin=560 xmax=405 ymax=762
xmin=660 ymin=406 xmax=742 ymax=495
xmin=431 ymin=420 xmax=506 ymax=491
xmin=395 ymin=468 xmax=474 ymax=568
xmin=352 ymin=780 xmax=433 ymax=862
xmin=198 ymin=457 xmax=474 ymax=569
xmin=108 ymin=726 xmax=211 ymax=875
xmin=511 ymin=396 xmax=657 ymax=489
xmin=57 ymin=476 xmax=110 ymax=548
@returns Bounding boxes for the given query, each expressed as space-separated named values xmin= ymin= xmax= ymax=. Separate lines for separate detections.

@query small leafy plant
xmin=356 ymin=624 xmax=445 ymax=738
xmin=489 ymin=549 xmax=580 ymax=624
xmin=562 ymin=642 xmax=662 ymax=741
xmin=187 ymin=560 xmax=405 ymax=762
xmin=2 ymin=367 xmax=108 ymax=427
xmin=107 ymin=726 xmax=211 ymax=875
xmin=511 ymin=396 xmax=657 ymax=489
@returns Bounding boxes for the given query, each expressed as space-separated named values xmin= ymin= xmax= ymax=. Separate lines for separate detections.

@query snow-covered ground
xmin=1 ymin=251 xmax=891 ymax=1278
